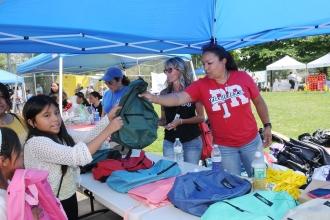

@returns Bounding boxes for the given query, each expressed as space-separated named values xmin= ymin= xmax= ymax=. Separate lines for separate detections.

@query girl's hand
xmin=138 ymin=92 xmax=156 ymax=103
xmin=107 ymin=105 xmax=122 ymax=121
xmin=108 ymin=116 xmax=123 ymax=133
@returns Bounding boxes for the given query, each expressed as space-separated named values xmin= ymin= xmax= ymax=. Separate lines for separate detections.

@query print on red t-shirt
xmin=185 ymin=71 xmax=260 ymax=147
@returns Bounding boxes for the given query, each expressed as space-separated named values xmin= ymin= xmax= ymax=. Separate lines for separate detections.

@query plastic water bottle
xmin=173 ymin=138 xmax=184 ymax=163
xmin=93 ymin=109 xmax=100 ymax=123
xmin=251 ymin=151 xmax=267 ymax=190
xmin=211 ymin=144 xmax=222 ymax=171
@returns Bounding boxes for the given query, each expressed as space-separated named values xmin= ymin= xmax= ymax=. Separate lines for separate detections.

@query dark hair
xmin=0 ymin=82 xmax=12 ymax=109
xmin=23 ymin=95 xmax=75 ymax=175
xmin=113 ymin=75 xmax=130 ymax=86
xmin=202 ymin=43 xmax=238 ymax=71
xmin=75 ymin=92 xmax=90 ymax=106
xmin=0 ymin=127 xmax=22 ymax=160
xmin=89 ymin=91 xmax=102 ymax=100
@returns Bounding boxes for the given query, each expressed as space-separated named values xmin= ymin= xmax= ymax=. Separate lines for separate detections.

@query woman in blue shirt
xmin=100 ymin=67 xmax=130 ymax=116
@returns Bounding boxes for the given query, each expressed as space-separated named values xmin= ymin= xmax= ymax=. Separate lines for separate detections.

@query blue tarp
xmin=0 ymin=69 xmax=24 ymax=83
xmin=17 ymin=54 xmax=191 ymax=74
xmin=0 ymin=0 xmax=329 ymax=54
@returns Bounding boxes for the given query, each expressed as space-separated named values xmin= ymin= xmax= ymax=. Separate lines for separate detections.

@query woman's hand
xmin=138 ymin=92 xmax=156 ymax=103
xmin=107 ymin=105 xmax=122 ymax=121
xmin=165 ymin=118 xmax=182 ymax=130
xmin=263 ymin=126 xmax=272 ymax=147
xmin=108 ymin=116 xmax=123 ymax=133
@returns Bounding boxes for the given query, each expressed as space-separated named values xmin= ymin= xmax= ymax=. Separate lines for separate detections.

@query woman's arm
xmin=252 ymin=95 xmax=272 ymax=147
xmin=165 ymin=102 xmax=205 ymax=130
xmin=139 ymin=91 xmax=192 ymax=106
xmin=158 ymin=107 xmax=167 ymax=126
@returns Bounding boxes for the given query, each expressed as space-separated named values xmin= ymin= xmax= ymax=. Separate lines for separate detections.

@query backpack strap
xmin=56 ymin=173 xmax=65 ymax=198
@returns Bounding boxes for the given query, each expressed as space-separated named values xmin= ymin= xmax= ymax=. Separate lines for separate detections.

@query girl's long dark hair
xmin=23 ymin=95 xmax=75 ymax=175
xmin=0 ymin=127 xmax=22 ymax=160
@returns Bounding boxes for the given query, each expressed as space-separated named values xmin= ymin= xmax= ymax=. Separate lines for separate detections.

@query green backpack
xmin=111 ymin=78 xmax=159 ymax=149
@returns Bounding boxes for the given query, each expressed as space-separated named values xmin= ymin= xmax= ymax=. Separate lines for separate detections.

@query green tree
xmin=235 ymin=35 xmax=330 ymax=71
xmin=0 ymin=54 xmax=6 ymax=70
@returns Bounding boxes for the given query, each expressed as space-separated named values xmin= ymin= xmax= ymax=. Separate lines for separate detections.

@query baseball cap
xmin=101 ymin=67 xmax=123 ymax=82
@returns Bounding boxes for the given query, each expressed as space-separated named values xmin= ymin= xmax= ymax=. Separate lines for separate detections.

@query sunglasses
xmin=163 ymin=67 xmax=178 ymax=74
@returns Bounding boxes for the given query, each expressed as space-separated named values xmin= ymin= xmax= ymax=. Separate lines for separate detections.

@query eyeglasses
xmin=164 ymin=67 xmax=178 ymax=74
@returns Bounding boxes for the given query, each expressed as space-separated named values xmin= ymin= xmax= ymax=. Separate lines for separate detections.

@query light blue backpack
xmin=106 ymin=159 xmax=181 ymax=193
xmin=201 ymin=191 xmax=297 ymax=220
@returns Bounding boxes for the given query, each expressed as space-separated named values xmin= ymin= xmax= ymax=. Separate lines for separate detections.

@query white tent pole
xmin=189 ymin=60 xmax=197 ymax=81
xmin=59 ymin=56 xmax=63 ymax=116
xmin=33 ymin=73 xmax=37 ymax=94
xmin=52 ymin=73 xmax=55 ymax=82
xmin=12 ymin=81 xmax=18 ymax=113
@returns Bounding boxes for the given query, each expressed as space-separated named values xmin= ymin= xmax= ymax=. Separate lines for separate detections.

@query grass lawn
xmin=145 ymin=91 xmax=330 ymax=154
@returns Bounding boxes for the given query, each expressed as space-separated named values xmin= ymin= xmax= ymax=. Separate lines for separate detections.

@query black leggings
xmin=61 ymin=193 xmax=78 ymax=220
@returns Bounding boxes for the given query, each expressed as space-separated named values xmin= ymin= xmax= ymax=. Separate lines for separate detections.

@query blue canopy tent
xmin=0 ymin=0 xmax=329 ymax=54
xmin=17 ymin=54 xmax=192 ymax=74
xmin=0 ymin=69 xmax=24 ymax=84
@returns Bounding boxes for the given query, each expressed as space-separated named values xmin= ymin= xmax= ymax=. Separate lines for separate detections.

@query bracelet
xmin=180 ymin=119 xmax=183 ymax=125
xmin=263 ymin=122 xmax=272 ymax=129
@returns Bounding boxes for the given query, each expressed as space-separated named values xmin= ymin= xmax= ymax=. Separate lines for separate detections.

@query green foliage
xmin=0 ymin=54 xmax=6 ymax=69
xmin=234 ymin=35 xmax=330 ymax=71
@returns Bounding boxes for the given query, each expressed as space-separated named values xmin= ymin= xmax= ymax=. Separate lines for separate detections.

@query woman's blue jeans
xmin=219 ymin=134 xmax=262 ymax=177
xmin=163 ymin=136 xmax=202 ymax=164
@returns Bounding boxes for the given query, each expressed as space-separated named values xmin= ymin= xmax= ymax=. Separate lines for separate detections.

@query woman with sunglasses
xmin=140 ymin=44 xmax=272 ymax=177
xmin=100 ymin=67 xmax=130 ymax=117
xmin=159 ymin=57 xmax=205 ymax=164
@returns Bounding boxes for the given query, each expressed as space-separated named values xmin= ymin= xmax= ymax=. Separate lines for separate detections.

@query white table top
xmin=79 ymin=152 xmax=207 ymax=220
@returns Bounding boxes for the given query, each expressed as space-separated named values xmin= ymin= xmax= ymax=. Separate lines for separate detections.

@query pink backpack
xmin=7 ymin=169 xmax=67 ymax=220
xmin=128 ymin=177 xmax=176 ymax=208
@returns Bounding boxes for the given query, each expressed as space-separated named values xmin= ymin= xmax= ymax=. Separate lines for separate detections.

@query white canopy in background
xmin=266 ymin=55 xmax=306 ymax=71
xmin=150 ymin=72 xmax=167 ymax=94
xmin=307 ymin=53 xmax=330 ymax=68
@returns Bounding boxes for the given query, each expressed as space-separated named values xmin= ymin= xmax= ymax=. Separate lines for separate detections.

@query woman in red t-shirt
xmin=140 ymin=43 xmax=272 ymax=176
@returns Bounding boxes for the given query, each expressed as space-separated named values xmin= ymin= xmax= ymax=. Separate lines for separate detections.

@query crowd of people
xmin=0 ymin=43 xmax=272 ymax=219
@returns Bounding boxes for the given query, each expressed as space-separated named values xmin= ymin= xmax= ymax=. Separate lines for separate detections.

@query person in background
xmin=140 ymin=43 xmax=272 ymax=177
xmin=88 ymin=91 xmax=103 ymax=117
xmin=0 ymin=83 xmax=27 ymax=146
xmin=100 ymin=67 xmax=130 ymax=116
xmin=159 ymin=57 xmax=204 ymax=164
xmin=288 ymin=72 xmax=297 ymax=91
xmin=36 ymin=83 xmax=44 ymax=95
xmin=75 ymin=92 xmax=90 ymax=107
xmin=49 ymin=82 xmax=59 ymax=96
xmin=23 ymin=95 xmax=123 ymax=220
xmin=26 ymin=89 xmax=33 ymax=100
xmin=50 ymin=91 xmax=72 ymax=112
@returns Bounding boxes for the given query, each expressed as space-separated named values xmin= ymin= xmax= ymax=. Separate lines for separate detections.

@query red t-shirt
xmin=185 ymin=71 xmax=260 ymax=146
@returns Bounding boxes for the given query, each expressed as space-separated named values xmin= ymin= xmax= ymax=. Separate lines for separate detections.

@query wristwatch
xmin=263 ymin=122 xmax=272 ymax=129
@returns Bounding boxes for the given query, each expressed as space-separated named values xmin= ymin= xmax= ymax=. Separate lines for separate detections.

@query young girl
xmin=0 ymin=127 xmax=24 ymax=219
xmin=23 ymin=95 xmax=123 ymax=220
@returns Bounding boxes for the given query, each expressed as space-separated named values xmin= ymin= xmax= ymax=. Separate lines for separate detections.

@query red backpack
xmin=7 ymin=169 xmax=67 ymax=220
xmin=92 ymin=150 xmax=154 ymax=182
xmin=199 ymin=122 xmax=213 ymax=160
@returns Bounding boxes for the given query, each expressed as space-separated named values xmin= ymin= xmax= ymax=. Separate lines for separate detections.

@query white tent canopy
xmin=266 ymin=55 xmax=306 ymax=71
xmin=307 ymin=53 xmax=330 ymax=68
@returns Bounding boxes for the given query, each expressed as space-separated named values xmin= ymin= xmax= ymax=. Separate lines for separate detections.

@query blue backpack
xmin=168 ymin=170 xmax=251 ymax=216
xmin=202 ymin=191 xmax=297 ymax=220
xmin=106 ymin=159 xmax=181 ymax=193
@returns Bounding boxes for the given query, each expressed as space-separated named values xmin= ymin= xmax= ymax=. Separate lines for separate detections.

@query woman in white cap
xmin=100 ymin=67 xmax=130 ymax=116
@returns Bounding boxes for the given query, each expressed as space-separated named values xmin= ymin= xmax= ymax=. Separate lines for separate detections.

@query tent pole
xmin=189 ymin=61 xmax=197 ymax=81
xmin=59 ymin=56 xmax=63 ymax=116
xmin=33 ymin=73 xmax=37 ymax=95
xmin=137 ymin=59 xmax=141 ymax=76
